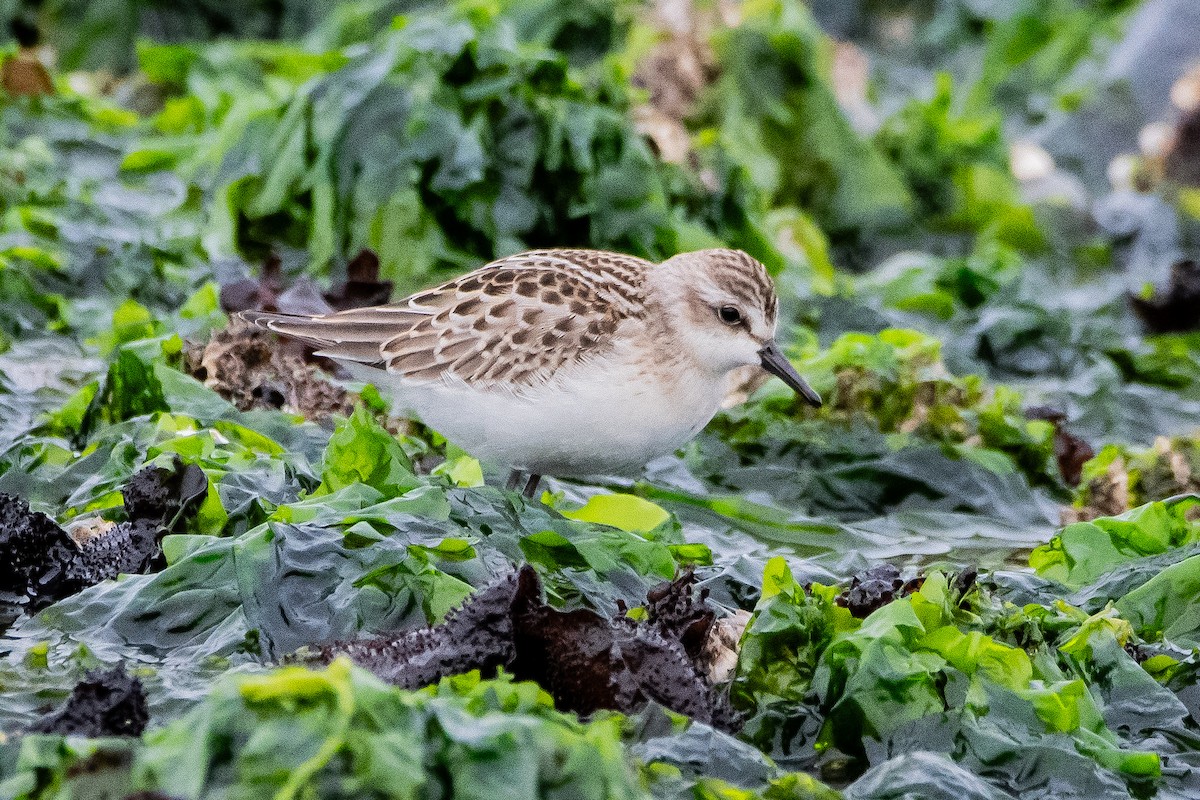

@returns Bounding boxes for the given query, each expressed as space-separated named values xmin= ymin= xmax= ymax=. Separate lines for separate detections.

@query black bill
xmin=758 ymin=340 xmax=822 ymax=407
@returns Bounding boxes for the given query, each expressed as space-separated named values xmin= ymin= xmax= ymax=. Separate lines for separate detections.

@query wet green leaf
xmin=561 ymin=493 xmax=672 ymax=533
xmin=317 ymin=406 xmax=420 ymax=497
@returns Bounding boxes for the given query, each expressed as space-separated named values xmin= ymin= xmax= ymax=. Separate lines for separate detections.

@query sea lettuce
xmin=0 ymin=661 xmax=844 ymax=800
xmin=734 ymin=557 xmax=1166 ymax=794
xmin=1031 ymin=496 xmax=1200 ymax=587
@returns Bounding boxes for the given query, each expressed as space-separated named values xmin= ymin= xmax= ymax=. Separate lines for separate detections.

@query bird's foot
xmin=504 ymin=469 xmax=542 ymax=499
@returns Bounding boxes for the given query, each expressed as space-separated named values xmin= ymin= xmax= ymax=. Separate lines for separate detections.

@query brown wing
xmin=240 ymin=249 xmax=651 ymax=389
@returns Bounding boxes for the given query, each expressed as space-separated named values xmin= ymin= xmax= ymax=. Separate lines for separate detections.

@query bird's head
xmin=655 ymin=248 xmax=822 ymax=407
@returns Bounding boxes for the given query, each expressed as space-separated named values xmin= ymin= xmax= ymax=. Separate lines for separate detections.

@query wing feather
xmin=239 ymin=249 xmax=650 ymax=388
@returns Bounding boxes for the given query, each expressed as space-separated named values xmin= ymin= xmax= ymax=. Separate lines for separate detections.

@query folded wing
xmin=239 ymin=250 xmax=649 ymax=390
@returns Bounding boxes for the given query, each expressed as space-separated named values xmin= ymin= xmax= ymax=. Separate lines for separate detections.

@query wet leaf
xmin=561 ymin=493 xmax=672 ymax=533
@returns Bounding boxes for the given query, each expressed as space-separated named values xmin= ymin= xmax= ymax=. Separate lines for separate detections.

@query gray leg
xmin=505 ymin=469 xmax=523 ymax=491
xmin=522 ymin=473 xmax=542 ymax=499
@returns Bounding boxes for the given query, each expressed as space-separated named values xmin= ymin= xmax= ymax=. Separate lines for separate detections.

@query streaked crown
xmin=651 ymin=248 xmax=782 ymax=374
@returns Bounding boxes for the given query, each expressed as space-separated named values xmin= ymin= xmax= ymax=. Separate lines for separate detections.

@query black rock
xmin=838 ymin=564 xmax=911 ymax=618
xmin=30 ymin=665 xmax=148 ymax=738
xmin=317 ymin=566 xmax=738 ymax=730
xmin=0 ymin=494 xmax=91 ymax=610
xmin=121 ymin=457 xmax=208 ymax=525
xmin=316 ymin=570 xmax=521 ymax=689
xmin=0 ymin=458 xmax=207 ymax=613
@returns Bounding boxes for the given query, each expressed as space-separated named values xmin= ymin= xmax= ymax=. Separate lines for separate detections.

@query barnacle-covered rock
xmin=0 ymin=494 xmax=92 ymax=609
xmin=0 ymin=459 xmax=206 ymax=613
xmin=30 ymin=665 xmax=148 ymax=737
xmin=185 ymin=322 xmax=356 ymax=421
xmin=510 ymin=568 xmax=733 ymax=728
xmin=314 ymin=570 xmax=521 ymax=688
xmin=122 ymin=459 xmax=208 ymax=523
xmin=316 ymin=566 xmax=739 ymax=730
xmin=835 ymin=564 xmax=923 ymax=618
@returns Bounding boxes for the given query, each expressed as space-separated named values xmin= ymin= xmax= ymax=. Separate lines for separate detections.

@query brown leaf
xmin=1 ymin=53 xmax=54 ymax=98
xmin=1024 ymin=406 xmax=1095 ymax=486
xmin=324 ymin=249 xmax=393 ymax=311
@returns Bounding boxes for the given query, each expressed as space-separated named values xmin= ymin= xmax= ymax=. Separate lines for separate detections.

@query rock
xmin=30 ymin=666 xmax=148 ymax=738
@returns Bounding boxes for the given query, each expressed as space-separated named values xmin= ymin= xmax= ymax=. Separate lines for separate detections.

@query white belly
xmin=345 ymin=358 xmax=725 ymax=477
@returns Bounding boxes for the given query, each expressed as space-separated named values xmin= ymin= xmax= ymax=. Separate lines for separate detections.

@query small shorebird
xmin=240 ymin=248 xmax=821 ymax=496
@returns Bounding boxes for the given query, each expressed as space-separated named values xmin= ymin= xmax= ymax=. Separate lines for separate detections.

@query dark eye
xmin=717 ymin=305 xmax=743 ymax=325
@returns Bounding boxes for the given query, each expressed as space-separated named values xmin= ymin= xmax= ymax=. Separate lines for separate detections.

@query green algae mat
xmin=3 ymin=1 xmax=1200 ymax=798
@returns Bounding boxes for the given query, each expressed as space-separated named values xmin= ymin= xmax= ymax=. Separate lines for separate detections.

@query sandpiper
xmin=240 ymin=248 xmax=821 ymax=496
